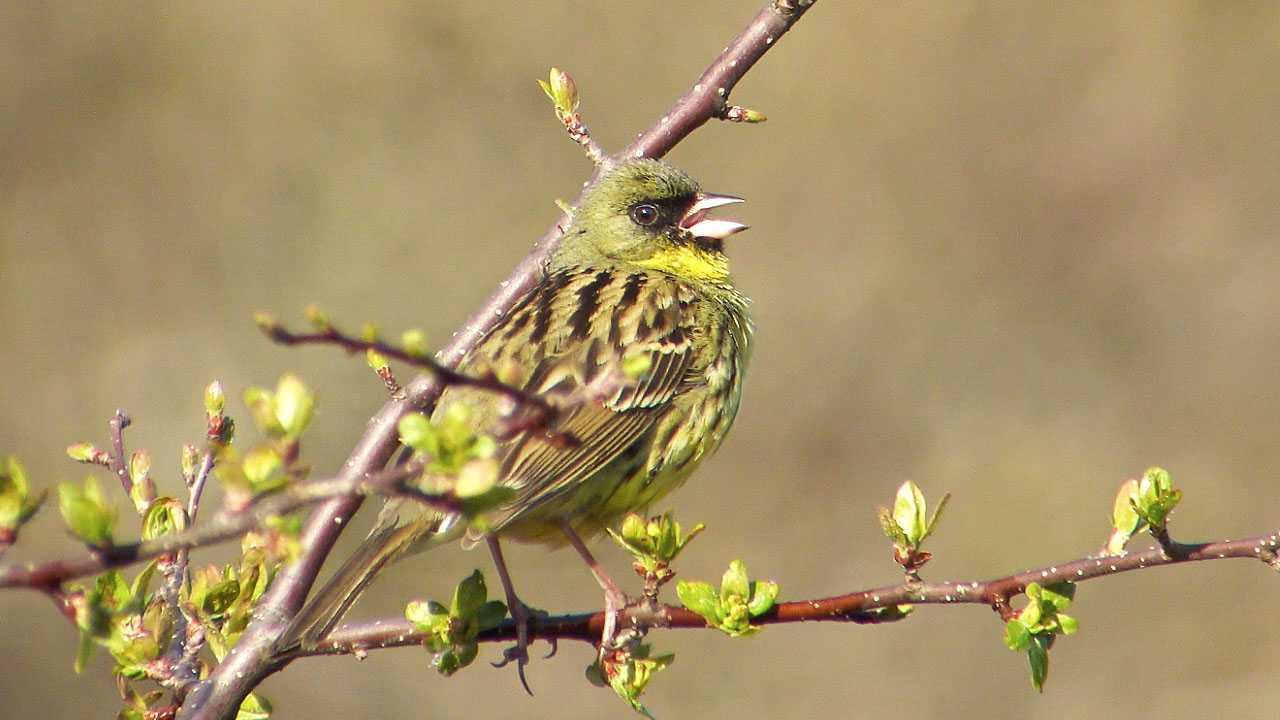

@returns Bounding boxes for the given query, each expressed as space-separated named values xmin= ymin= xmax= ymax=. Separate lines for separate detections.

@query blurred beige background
xmin=3 ymin=1 xmax=1279 ymax=718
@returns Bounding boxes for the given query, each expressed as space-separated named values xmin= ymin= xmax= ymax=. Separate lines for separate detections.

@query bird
xmin=281 ymin=158 xmax=753 ymax=686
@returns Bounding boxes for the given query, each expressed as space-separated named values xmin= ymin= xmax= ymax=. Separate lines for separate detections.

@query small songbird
xmin=283 ymin=159 xmax=753 ymax=683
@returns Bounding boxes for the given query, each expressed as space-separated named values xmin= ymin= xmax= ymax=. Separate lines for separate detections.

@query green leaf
xmin=720 ymin=560 xmax=750 ymax=601
xmin=66 ymin=442 xmax=104 ymax=464
xmin=454 ymin=459 xmax=498 ymax=498
xmin=405 ymin=600 xmax=450 ymax=632
xmin=1 ymin=455 xmax=44 ymax=529
xmin=242 ymin=446 xmax=286 ymax=494
xmin=1041 ymin=582 xmax=1075 ymax=611
xmin=1058 ymin=613 xmax=1079 ymax=635
xmin=434 ymin=648 xmax=462 ymax=676
xmin=602 ymin=643 xmax=673 ymax=718
xmin=243 ymin=387 xmax=283 ymax=436
xmin=203 ymin=578 xmax=241 ymax=615
xmin=676 ymin=581 xmax=719 ymax=622
xmin=141 ymin=497 xmax=187 ymax=540
xmin=1027 ymin=635 xmax=1050 ymax=691
xmin=273 ymin=374 xmax=315 ymax=439
xmin=747 ymin=580 xmax=779 ymax=617
xmin=74 ymin=628 xmax=96 ymax=673
xmin=58 ymin=477 xmax=116 ymax=548
xmin=877 ymin=506 xmax=910 ymax=547
xmin=475 ymin=600 xmax=508 ymax=631
xmin=451 ymin=570 xmax=487 ymax=619
xmin=397 ymin=413 xmax=433 ymax=453
xmin=235 ymin=692 xmax=272 ymax=720
xmin=1004 ymin=619 xmax=1031 ymax=651
xmin=204 ymin=380 xmax=226 ymax=416
xmin=400 ymin=329 xmax=429 ymax=358
xmin=891 ymin=480 xmax=928 ymax=546
xmin=922 ymin=491 xmax=950 ymax=541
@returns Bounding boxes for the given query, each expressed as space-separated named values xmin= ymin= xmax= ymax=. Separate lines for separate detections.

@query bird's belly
xmin=497 ymin=407 xmax=728 ymax=547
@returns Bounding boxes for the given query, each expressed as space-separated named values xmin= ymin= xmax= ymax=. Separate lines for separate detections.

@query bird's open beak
xmin=680 ymin=193 xmax=749 ymax=241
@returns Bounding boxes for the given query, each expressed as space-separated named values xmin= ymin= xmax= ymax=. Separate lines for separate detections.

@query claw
xmin=491 ymin=643 xmax=533 ymax=696
xmin=543 ymin=636 xmax=559 ymax=659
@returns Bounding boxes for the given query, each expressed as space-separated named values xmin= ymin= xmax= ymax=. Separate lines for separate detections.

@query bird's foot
xmin=491 ymin=599 xmax=534 ymax=695
xmin=599 ymin=586 xmax=632 ymax=654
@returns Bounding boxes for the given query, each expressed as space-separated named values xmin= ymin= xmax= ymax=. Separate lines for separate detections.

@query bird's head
xmin=556 ymin=159 xmax=749 ymax=284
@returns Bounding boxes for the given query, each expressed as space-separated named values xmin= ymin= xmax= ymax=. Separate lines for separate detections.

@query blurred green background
xmin=3 ymin=1 xmax=1279 ymax=718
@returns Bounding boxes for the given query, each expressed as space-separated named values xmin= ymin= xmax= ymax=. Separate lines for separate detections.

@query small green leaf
xmin=128 ymin=451 xmax=154 ymax=514
xmin=434 ymin=647 xmax=463 ymax=676
xmin=1027 ymin=635 xmax=1050 ymax=691
xmin=747 ymin=580 xmax=779 ymax=617
xmin=66 ymin=442 xmax=105 ymax=464
xmin=203 ymin=578 xmax=241 ymax=615
xmin=366 ymin=349 xmax=389 ymax=372
xmin=401 ymin=329 xmax=429 ymax=358
xmin=451 ymin=570 xmax=487 ymax=620
xmin=243 ymin=387 xmax=283 ymax=436
xmin=204 ymin=380 xmax=226 ymax=416
xmin=922 ymin=491 xmax=950 ymax=541
xmin=1004 ymin=619 xmax=1031 ymax=651
xmin=720 ymin=560 xmax=750 ymax=601
xmin=1041 ymin=582 xmax=1075 ymax=611
xmin=405 ymin=600 xmax=450 ymax=632
xmin=181 ymin=444 xmax=201 ymax=480
xmin=273 ymin=374 xmax=315 ymax=439
xmin=891 ymin=480 xmax=928 ymax=546
xmin=1106 ymin=478 xmax=1143 ymax=555
xmin=0 ymin=456 xmax=45 ymax=530
xmin=141 ymin=498 xmax=186 ymax=540
xmin=454 ymin=459 xmax=498 ymax=498
xmin=242 ymin=446 xmax=286 ymax=495
xmin=539 ymin=67 xmax=580 ymax=116
xmin=74 ymin=628 xmax=96 ymax=673
xmin=475 ymin=600 xmax=508 ymax=631
xmin=676 ymin=581 xmax=719 ymax=622
xmin=235 ymin=692 xmax=272 ymax=720
xmin=1059 ymin=613 xmax=1079 ymax=635
xmin=58 ymin=477 xmax=116 ymax=548
xmin=601 ymin=643 xmax=673 ymax=718
xmin=397 ymin=413 xmax=433 ymax=453
xmin=303 ymin=305 xmax=331 ymax=332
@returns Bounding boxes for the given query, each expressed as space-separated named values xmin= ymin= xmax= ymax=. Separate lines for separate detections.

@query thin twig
xmin=0 ymin=464 xmax=435 ymax=591
xmin=277 ymin=530 xmax=1280 ymax=659
xmin=260 ymin=323 xmax=562 ymax=438
xmin=107 ymin=411 xmax=134 ymax=496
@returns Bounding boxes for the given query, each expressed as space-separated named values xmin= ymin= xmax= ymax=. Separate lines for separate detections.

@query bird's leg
xmin=485 ymin=535 xmax=533 ymax=695
xmin=561 ymin=523 xmax=629 ymax=651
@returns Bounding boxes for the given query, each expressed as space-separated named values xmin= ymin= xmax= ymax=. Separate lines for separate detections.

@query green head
xmin=554 ymin=159 xmax=749 ymax=284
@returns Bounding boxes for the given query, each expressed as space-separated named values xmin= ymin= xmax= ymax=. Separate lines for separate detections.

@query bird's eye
xmin=629 ymin=203 xmax=659 ymax=227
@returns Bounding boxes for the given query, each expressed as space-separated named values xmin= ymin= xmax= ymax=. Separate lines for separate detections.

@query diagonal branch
xmin=276 ymin=529 xmax=1280 ymax=659
xmin=176 ymin=3 xmax=818 ymax=718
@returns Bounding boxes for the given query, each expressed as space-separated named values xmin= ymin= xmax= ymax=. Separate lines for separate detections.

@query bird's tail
xmin=277 ymin=515 xmax=451 ymax=652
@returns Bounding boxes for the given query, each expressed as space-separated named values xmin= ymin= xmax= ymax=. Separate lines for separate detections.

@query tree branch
xmin=176 ymin=3 xmax=818 ymax=717
xmin=277 ymin=529 xmax=1280 ymax=659
xmin=258 ymin=320 xmax=568 ymax=444
xmin=0 ymin=464 xmax=434 ymax=591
